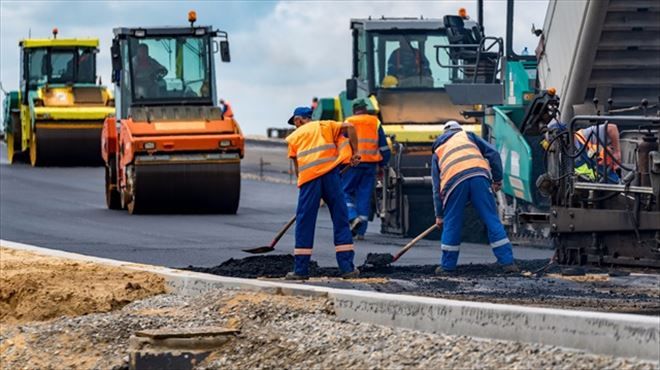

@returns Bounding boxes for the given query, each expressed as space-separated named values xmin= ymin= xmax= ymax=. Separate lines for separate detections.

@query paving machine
xmin=103 ymin=12 xmax=244 ymax=214
xmin=315 ymin=6 xmax=503 ymax=240
xmin=2 ymin=29 xmax=114 ymax=166
xmin=482 ymin=0 xmax=660 ymax=267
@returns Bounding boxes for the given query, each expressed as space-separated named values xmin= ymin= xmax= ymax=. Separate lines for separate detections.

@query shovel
xmin=242 ymin=215 xmax=297 ymax=254
xmin=242 ymin=166 xmax=353 ymax=255
xmin=365 ymin=224 xmax=439 ymax=267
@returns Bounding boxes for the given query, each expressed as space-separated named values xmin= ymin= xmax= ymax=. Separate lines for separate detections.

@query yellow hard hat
xmin=382 ymin=75 xmax=399 ymax=88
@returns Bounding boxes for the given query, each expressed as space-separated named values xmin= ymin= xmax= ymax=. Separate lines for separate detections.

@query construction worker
xmin=220 ymin=99 xmax=234 ymax=119
xmin=311 ymin=97 xmax=319 ymax=111
xmin=285 ymin=106 xmax=362 ymax=280
xmin=132 ymin=44 xmax=167 ymax=97
xmin=431 ymin=121 xmax=518 ymax=274
xmin=574 ymin=122 xmax=621 ymax=183
xmin=341 ymin=101 xmax=391 ymax=240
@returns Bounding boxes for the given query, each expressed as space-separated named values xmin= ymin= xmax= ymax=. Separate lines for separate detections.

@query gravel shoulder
xmin=2 ymin=289 xmax=658 ymax=370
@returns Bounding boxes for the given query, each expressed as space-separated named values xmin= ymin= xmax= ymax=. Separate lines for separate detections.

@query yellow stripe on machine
xmin=33 ymin=106 xmax=114 ymax=120
xmin=36 ymin=123 xmax=103 ymax=129
xmin=21 ymin=38 xmax=99 ymax=48
xmin=383 ymin=124 xmax=482 ymax=143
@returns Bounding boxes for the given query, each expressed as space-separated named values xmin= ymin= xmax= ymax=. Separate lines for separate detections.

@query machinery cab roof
xmin=20 ymin=38 xmax=99 ymax=49
xmin=110 ymin=24 xmax=231 ymax=120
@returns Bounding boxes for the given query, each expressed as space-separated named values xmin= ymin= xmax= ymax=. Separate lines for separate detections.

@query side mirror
xmin=220 ymin=40 xmax=231 ymax=62
xmin=346 ymin=78 xmax=358 ymax=100
xmin=110 ymin=40 xmax=121 ymax=83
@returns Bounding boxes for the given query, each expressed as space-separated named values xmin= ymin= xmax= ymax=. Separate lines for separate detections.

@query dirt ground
xmin=0 ymin=247 xmax=166 ymax=324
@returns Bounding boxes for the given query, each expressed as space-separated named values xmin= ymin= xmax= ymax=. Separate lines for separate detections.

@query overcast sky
xmin=0 ymin=0 xmax=548 ymax=134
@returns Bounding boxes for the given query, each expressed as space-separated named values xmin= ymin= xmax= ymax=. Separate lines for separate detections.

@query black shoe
xmin=502 ymin=264 xmax=520 ymax=274
xmin=355 ymin=235 xmax=365 ymax=241
xmin=435 ymin=266 xmax=457 ymax=276
xmin=341 ymin=268 xmax=360 ymax=279
xmin=350 ymin=218 xmax=362 ymax=236
xmin=285 ymin=272 xmax=309 ymax=281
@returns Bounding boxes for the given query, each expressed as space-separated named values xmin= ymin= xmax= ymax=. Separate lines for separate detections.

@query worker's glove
xmin=492 ymin=181 xmax=502 ymax=193
xmin=350 ymin=154 xmax=362 ymax=167
xmin=435 ymin=217 xmax=444 ymax=228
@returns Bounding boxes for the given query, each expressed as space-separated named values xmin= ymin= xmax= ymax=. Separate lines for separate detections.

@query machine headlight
xmin=194 ymin=28 xmax=206 ymax=36
xmin=219 ymin=140 xmax=232 ymax=147
xmin=134 ymin=29 xmax=146 ymax=37
xmin=143 ymin=142 xmax=156 ymax=150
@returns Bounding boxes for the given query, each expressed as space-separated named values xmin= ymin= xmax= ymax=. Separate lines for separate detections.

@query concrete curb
xmin=2 ymin=239 xmax=658 ymax=361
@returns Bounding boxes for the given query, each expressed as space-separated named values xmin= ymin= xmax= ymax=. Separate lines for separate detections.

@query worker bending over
xmin=341 ymin=101 xmax=391 ymax=239
xmin=574 ymin=122 xmax=621 ymax=183
xmin=285 ymin=107 xmax=362 ymax=280
xmin=431 ymin=121 xmax=518 ymax=274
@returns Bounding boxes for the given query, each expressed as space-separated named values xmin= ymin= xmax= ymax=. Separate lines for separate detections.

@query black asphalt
xmin=0 ymin=142 xmax=552 ymax=268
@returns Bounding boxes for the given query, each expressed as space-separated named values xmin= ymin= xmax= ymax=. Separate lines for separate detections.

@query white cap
xmin=443 ymin=120 xmax=462 ymax=131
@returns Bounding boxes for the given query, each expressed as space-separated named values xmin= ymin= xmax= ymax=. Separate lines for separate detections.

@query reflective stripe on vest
xmin=342 ymin=114 xmax=382 ymax=163
xmin=434 ymin=130 xmax=490 ymax=191
xmin=287 ymin=120 xmax=352 ymax=187
xmin=575 ymin=130 xmax=606 ymax=164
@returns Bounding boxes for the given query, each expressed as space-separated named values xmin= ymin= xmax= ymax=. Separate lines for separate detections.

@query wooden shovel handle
xmin=392 ymin=224 xmax=439 ymax=262
xmin=270 ymin=215 xmax=297 ymax=248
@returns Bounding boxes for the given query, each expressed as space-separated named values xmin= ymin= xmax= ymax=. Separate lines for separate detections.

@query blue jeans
xmin=440 ymin=176 xmax=514 ymax=270
xmin=294 ymin=167 xmax=355 ymax=275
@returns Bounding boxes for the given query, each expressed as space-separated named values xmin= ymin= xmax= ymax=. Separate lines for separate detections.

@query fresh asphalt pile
xmin=185 ymin=255 xmax=660 ymax=315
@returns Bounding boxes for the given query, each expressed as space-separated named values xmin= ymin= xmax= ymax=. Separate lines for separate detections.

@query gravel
xmin=1 ymin=289 xmax=657 ymax=369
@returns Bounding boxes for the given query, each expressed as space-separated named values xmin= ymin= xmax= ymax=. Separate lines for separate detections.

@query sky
xmin=0 ymin=0 xmax=548 ymax=135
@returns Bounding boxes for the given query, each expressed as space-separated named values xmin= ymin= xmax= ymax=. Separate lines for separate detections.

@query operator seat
xmin=443 ymin=15 xmax=497 ymax=83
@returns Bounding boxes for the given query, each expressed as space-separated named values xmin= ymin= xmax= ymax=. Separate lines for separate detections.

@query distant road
xmin=0 ymin=141 xmax=551 ymax=268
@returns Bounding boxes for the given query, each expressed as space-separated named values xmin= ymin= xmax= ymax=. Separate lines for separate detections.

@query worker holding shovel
xmin=284 ymin=107 xmax=362 ymax=280
xmin=431 ymin=121 xmax=519 ymax=275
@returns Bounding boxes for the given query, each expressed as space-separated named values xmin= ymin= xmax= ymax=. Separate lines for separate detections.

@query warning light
xmin=188 ymin=10 xmax=197 ymax=26
xmin=458 ymin=8 xmax=468 ymax=19
xmin=547 ymin=87 xmax=557 ymax=96
xmin=52 ymin=28 xmax=59 ymax=39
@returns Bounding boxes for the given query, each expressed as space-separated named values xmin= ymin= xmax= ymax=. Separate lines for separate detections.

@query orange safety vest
xmin=342 ymin=114 xmax=382 ymax=164
xmin=434 ymin=130 xmax=490 ymax=191
xmin=575 ymin=129 xmax=612 ymax=166
xmin=287 ymin=120 xmax=352 ymax=187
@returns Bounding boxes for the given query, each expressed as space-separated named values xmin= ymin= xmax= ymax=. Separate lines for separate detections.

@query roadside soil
xmin=0 ymin=247 xmax=166 ymax=324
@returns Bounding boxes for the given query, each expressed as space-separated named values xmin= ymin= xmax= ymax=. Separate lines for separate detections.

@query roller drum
xmin=130 ymin=161 xmax=240 ymax=214
xmin=32 ymin=125 xmax=103 ymax=166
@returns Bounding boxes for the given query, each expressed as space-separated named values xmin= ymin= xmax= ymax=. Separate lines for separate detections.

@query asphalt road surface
xmin=0 ymin=141 xmax=552 ymax=269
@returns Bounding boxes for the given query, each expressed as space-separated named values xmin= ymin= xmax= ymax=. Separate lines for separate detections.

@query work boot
xmin=341 ymin=268 xmax=360 ymax=279
xmin=434 ymin=266 xmax=457 ymax=276
xmin=350 ymin=218 xmax=362 ymax=236
xmin=285 ymin=272 xmax=309 ymax=281
xmin=355 ymin=235 xmax=365 ymax=241
xmin=502 ymin=263 xmax=520 ymax=274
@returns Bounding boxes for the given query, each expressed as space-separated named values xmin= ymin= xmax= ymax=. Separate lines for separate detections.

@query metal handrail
xmin=434 ymin=36 xmax=503 ymax=83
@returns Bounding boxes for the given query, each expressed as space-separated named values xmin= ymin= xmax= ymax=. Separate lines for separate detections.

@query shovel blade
xmin=365 ymin=253 xmax=394 ymax=267
xmin=242 ymin=246 xmax=275 ymax=254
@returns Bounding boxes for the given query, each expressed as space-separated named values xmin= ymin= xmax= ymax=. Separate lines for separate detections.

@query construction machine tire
xmin=105 ymin=158 xmax=122 ymax=210
xmin=29 ymin=130 xmax=44 ymax=167
xmin=6 ymin=114 xmax=27 ymax=164
xmin=128 ymin=161 xmax=240 ymax=214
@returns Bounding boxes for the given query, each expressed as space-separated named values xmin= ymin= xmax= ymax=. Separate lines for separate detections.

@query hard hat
xmin=382 ymin=75 xmax=399 ymax=88
xmin=443 ymin=120 xmax=462 ymax=131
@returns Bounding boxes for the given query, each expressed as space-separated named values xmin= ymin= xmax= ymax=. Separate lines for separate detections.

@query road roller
xmin=102 ymin=12 xmax=244 ymax=214
xmin=2 ymin=29 xmax=114 ymax=166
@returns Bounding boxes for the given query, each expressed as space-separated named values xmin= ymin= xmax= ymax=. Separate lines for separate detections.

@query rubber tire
xmin=105 ymin=158 xmax=122 ymax=210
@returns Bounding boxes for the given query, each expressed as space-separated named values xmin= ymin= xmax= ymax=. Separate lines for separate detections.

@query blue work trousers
xmin=341 ymin=164 xmax=376 ymax=236
xmin=440 ymin=176 xmax=514 ymax=270
xmin=295 ymin=167 xmax=355 ymax=276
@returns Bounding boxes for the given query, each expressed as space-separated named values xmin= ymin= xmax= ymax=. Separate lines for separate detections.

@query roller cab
xmin=104 ymin=20 xmax=243 ymax=214
xmin=2 ymin=34 xmax=114 ymax=166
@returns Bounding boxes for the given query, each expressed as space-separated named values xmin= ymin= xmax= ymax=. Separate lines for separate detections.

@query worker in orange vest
xmin=220 ymin=99 xmax=234 ymax=119
xmin=341 ymin=101 xmax=391 ymax=240
xmin=431 ymin=121 xmax=518 ymax=275
xmin=285 ymin=106 xmax=362 ymax=280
